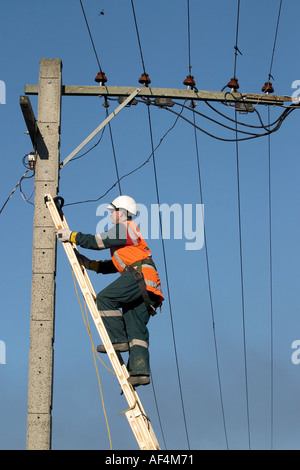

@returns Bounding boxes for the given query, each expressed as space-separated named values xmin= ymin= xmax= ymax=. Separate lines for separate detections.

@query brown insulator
xmin=95 ymin=71 xmax=107 ymax=84
xmin=227 ymin=77 xmax=239 ymax=91
xmin=183 ymin=74 xmax=196 ymax=89
xmin=261 ymin=81 xmax=274 ymax=94
xmin=138 ymin=72 xmax=151 ymax=87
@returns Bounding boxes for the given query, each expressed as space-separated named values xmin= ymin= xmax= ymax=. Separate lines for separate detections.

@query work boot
xmin=128 ymin=375 xmax=150 ymax=387
xmin=97 ymin=342 xmax=129 ymax=354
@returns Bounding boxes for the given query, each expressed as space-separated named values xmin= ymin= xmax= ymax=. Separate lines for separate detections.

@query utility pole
xmin=21 ymin=59 xmax=296 ymax=450
xmin=23 ymin=59 xmax=62 ymax=450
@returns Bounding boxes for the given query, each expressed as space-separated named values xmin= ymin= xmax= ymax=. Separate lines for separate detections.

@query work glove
xmin=76 ymin=252 xmax=91 ymax=269
xmin=56 ymin=229 xmax=72 ymax=242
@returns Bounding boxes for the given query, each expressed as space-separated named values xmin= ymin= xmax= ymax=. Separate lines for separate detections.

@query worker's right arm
xmin=60 ymin=224 xmax=129 ymax=251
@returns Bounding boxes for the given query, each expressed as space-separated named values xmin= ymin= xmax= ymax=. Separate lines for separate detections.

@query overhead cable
xmin=186 ymin=0 xmax=229 ymax=449
xmin=268 ymin=0 xmax=283 ymax=82
xmin=130 ymin=0 xmax=191 ymax=450
xmin=232 ymin=0 xmax=251 ymax=449
xmin=79 ymin=0 xmax=103 ymax=73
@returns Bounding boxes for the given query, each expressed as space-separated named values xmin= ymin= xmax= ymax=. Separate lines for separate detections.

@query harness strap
xmin=126 ymin=260 xmax=158 ymax=316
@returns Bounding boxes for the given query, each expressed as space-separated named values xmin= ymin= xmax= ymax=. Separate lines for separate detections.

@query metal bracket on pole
xmin=60 ymin=88 xmax=140 ymax=169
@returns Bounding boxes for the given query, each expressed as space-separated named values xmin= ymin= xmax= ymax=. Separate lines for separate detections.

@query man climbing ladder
xmin=56 ymin=195 xmax=164 ymax=387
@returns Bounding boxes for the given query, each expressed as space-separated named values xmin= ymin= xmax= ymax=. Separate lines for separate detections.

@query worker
xmin=56 ymin=195 xmax=164 ymax=387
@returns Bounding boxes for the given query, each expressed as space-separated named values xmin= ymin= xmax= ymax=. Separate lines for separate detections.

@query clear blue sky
xmin=1 ymin=0 xmax=300 ymax=451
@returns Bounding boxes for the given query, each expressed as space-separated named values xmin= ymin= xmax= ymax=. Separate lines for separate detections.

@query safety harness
xmin=125 ymin=259 xmax=161 ymax=316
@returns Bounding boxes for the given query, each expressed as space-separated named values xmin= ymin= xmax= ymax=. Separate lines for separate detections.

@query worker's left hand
xmin=76 ymin=252 xmax=91 ymax=269
xmin=56 ymin=229 xmax=72 ymax=242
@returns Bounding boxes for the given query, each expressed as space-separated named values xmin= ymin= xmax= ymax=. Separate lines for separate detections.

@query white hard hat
xmin=107 ymin=195 xmax=138 ymax=216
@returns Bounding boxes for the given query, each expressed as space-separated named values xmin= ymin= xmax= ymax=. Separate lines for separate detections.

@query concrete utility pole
xmin=21 ymin=59 xmax=295 ymax=450
xmin=24 ymin=59 xmax=62 ymax=450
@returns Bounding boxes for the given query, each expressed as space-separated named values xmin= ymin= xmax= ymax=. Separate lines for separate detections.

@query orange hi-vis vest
xmin=110 ymin=220 xmax=164 ymax=303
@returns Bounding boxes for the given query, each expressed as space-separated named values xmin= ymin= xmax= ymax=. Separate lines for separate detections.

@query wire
xmin=64 ymin=108 xmax=183 ymax=207
xmin=78 ymin=0 xmax=122 ymax=196
xmin=234 ymin=111 xmax=251 ymax=450
xmin=150 ymin=372 xmax=167 ymax=450
xmin=233 ymin=0 xmax=242 ymax=78
xmin=104 ymin=101 xmax=122 ymax=195
xmin=79 ymin=0 xmax=103 ymax=73
xmin=130 ymin=0 xmax=191 ymax=449
xmin=69 ymin=126 xmax=106 ymax=163
xmin=147 ymin=104 xmax=191 ymax=450
xmin=158 ymin=102 xmax=294 ymax=142
xmin=20 ymin=177 xmax=35 ymax=203
xmin=71 ymin=268 xmax=113 ymax=449
xmin=173 ymin=101 xmax=264 ymax=137
xmin=0 ymin=167 xmax=33 ymax=215
xmin=191 ymin=108 xmax=230 ymax=450
xmin=186 ymin=0 xmax=229 ymax=449
xmin=130 ymin=0 xmax=147 ymax=75
xmin=268 ymin=0 xmax=283 ymax=82
xmin=187 ymin=0 xmax=192 ymax=75
xmin=204 ymin=99 xmax=290 ymax=131
xmin=231 ymin=0 xmax=251 ymax=449
xmin=267 ymin=107 xmax=274 ymax=450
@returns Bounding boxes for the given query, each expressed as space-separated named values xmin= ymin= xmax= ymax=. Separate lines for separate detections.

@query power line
xmin=147 ymin=104 xmax=191 ymax=450
xmin=233 ymin=0 xmax=242 ymax=78
xmin=104 ymin=101 xmax=122 ymax=195
xmin=79 ymin=0 xmax=103 ymax=72
xmin=267 ymin=107 xmax=274 ymax=450
xmin=186 ymin=0 xmax=192 ymax=75
xmin=268 ymin=0 xmax=283 ymax=81
xmin=130 ymin=0 xmax=147 ymax=75
xmin=78 ymin=0 xmax=122 ymax=195
xmin=186 ymin=0 xmax=229 ymax=450
xmin=130 ymin=0 xmax=191 ymax=449
xmin=232 ymin=0 xmax=252 ymax=450
xmin=265 ymin=2 xmax=283 ymax=449
xmin=234 ymin=110 xmax=251 ymax=450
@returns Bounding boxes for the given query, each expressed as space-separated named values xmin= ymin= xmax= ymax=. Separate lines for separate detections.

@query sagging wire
xmin=64 ymin=108 xmax=183 ymax=207
xmin=0 ymin=158 xmax=35 ymax=215
xmin=204 ymin=99 xmax=294 ymax=131
xmin=20 ymin=177 xmax=35 ymax=203
xmin=68 ymin=126 xmax=106 ymax=164
xmin=149 ymin=96 xmax=296 ymax=142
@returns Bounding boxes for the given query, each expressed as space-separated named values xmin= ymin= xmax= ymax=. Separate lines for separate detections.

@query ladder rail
xmin=45 ymin=194 xmax=160 ymax=450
